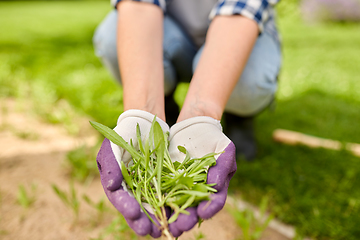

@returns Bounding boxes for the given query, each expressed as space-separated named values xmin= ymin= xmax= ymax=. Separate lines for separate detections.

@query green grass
xmin=230 ymin=2 xmax=360 ymax=239
xmin=17 ymin=183 xmax=37 ymax=209
xmin=66 ymin=144 xmax=100 ymax=182
xmin=1 ymin=1 xmax=360 ymax=239
xmin=276 ymin=4 xmax=360 ymax=105
xmin=0 ymin=1 xmax=122 ymax=127
xmin=52 ymin=181 xmax=81 ymax=223
xmin=228 ymin=196 xmax=273 ymax=240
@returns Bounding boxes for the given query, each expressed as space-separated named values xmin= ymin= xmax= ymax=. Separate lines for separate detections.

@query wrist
xmin=177 ymin=98 xmax=223 ymax=122
xmin=123 ymin=94 xmax=165 ymax=121
xmin=117 ymin=109 xmax=169 ymax=131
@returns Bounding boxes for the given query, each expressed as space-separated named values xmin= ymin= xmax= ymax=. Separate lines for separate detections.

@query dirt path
xmin=0 ymin=99 xmax=290 ymax=240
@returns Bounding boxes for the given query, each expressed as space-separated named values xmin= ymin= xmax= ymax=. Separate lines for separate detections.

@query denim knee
xmin=93 ymin=10 xmax=121 ymax=83
xmin=225 ymin=69 xmax=278 ymax=116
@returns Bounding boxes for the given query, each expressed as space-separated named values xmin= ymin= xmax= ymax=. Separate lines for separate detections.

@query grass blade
xmin=120 ymin=161 xmax=133 ymax=189
xmin=89 ymin=121 xmax=141 ymax=160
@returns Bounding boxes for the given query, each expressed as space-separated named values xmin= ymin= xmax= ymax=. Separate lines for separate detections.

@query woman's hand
xmin=167 ymin=116 xmax=237 ymax=237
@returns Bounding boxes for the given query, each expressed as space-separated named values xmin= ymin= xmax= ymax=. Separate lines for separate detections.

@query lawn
xmin=1 ymin=1 xmax=360 ymax=239
xmin=0 ymin=1 xmax=122 ymax=127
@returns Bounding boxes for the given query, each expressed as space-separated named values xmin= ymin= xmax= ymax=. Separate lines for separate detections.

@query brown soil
xmin=0 ymin=99 xmax=290 ymax=240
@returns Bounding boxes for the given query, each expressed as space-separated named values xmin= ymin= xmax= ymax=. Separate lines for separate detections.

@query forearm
xmin=178 ymin=16 xmax=258 ymax=121
xmin=117 ymin=2 xmax=165 ymax=120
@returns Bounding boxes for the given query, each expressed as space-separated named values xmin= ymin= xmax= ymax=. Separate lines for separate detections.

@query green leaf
xmin=82 ymin=194 xmax=93 ymax=206
xmin=198 ymin=218 xmax=205 ymax=228
xmin=136 ymin=183 xmax=141 ymax=201
xmin=161 ymin=171 xmax=186 ymax=190
xmin=136 ymin=123 xmax=145 ymax=154
xmin=153 ymin=120 xmax=164 ymax=147
xmin=167 ymin=202 xmax=181 ymax=224
xmin=188 ymin=156 xmax=216 ymax=176
xmin=177 ymin=145 xmax=186 ymax=154
xmin=176 ymin=146 xmax=192 ymax=170
xmin=167 ymin=194 xmax=189 ymax=206
xmin=178 ymin=195 xmax=196 ymax=214
xmin=171 ymin=190 xmax=210 ymax=198
xmin=120 ymin=161 xmax=133 ymax=189
xmin=178 ymin=176 xmax=194 ymax=189
xmin=52 ymin=184 xmax=69 ymax=206
xmin=192 ymin=183 xmax=209 ymax=193
xmin=89 ymin=121 xmax=142 ymax=160
xmin=168 ymin=196 xmax=195 ymax=223
xmin=17 ymin=185 xmax=33 ymax=208
xmin=192 ymin=173 xmax=207 ymax=182
xmin=173 ymin=161 xmax=181 ymax=169
xmin=152 ymin=120 xmax=165 ymax=199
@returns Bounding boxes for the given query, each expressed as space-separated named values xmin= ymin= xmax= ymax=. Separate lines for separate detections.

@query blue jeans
xmin=93 ymin=10 xmax=281 ymax=116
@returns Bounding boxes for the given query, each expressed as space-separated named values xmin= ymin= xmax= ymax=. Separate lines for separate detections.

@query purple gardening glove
xmin=167 ymin=116 xmax=237 ymax=237
xmin=96 ymin=110 xmax=169 ymax=238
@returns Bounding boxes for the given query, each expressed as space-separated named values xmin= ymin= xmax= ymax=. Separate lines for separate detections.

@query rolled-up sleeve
xmin=209 ymin=0 xmax=280 ymax=33
xmin=111 ymin=0 xmax=166 ymax=12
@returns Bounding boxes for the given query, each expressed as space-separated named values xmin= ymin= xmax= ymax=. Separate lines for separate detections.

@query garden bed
xmin=0 ymin=99 xmax=288 ymax=240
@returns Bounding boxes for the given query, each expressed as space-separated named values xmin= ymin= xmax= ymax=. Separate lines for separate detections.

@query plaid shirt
xmin=111 ymin=0 xmax=280 ymax=44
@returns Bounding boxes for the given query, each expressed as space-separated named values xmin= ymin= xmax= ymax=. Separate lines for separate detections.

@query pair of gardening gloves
xmin=96 ymin=110 xmax=237 ymax=238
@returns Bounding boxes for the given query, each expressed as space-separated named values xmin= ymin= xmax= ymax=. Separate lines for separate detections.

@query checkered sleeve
xmin=110 ymin=0 xmax=166 ymax=12
xmin=209 ymin=0 xmax=280 ymax=33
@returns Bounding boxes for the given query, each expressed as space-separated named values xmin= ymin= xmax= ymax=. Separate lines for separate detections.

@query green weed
xmin=83 ymin=194 xmax=110 ymax=225
xmin=193 ymin=231 xmax=205 ymax=240
xmin=92 ymin=214 xmax=139 ymax=240
xmin=66 ymin=144 xmax=99 ymax=183
xmin=91 ymin=119 xmax=218 ymax=238
xmin=229 ymin=197 xmax=273 ymax=240
xmin=52 ymin=181 xmax=80 ymax=224
xmin=17 ymin=183 xmax=37 ymax=209
xmin=35 ymin=99 xmax=81 ymax=135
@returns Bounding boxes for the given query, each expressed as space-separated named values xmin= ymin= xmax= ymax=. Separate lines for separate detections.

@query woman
xmin=93 ymin=0 xmax=281 ymax=237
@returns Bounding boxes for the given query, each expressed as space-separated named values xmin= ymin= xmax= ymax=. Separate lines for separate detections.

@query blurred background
xmin=0 ymin=0 xmax=359 ymax=239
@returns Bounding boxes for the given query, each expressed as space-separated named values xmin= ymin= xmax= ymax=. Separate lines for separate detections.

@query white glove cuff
xmin=169 ymin=116 xmax=223 ymax=141
xmin=117 ymin=109 xmax=169 ymax=132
